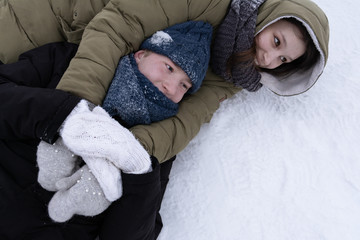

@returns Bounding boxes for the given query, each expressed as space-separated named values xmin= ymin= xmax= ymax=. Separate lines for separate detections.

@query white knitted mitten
xmin=37 ymin=138 xmax=80 ymax=191
xmin=48 ymin=164 xmax=111 ymax=222
xmin=60 ymin=100 xmax=152 ymax=174
xmin=82 ymin=156 xmax=122 ymax=201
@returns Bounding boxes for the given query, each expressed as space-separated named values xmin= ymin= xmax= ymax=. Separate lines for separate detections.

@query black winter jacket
xmin=0 ymin=42 xmax=101 ymax=239
xmin=0 ymin=42 xmax=81 ymax=143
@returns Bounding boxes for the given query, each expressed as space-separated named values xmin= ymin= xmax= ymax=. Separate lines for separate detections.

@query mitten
xmin=60 ymin=99 xmax=152 ymax=174
xmin=82 ymin=156 xmax=122 ymax=201
xmin=37 ymin=137 xmax=80 ymax=191
xmin=48 ymin=164 xmax=112 ymax=222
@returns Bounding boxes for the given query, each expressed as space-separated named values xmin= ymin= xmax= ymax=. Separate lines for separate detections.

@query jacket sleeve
xmin=131 ymin=70 xmax=241 ymax=163
xmin=0 ymin=43 xmax=81 ymax=142
xmin=0 ymin=80 xmax=80 ymax=142
xmin=56 ymin=0 xmax=231 ymax=105
xmin=55 ymin=0 xmax=234 ymax=162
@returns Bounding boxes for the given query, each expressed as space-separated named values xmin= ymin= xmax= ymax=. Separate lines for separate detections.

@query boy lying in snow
xmin=1 ymin=21 xmax=212 ymax=222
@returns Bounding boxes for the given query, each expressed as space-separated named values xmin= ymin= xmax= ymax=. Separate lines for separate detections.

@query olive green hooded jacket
xmin=0 ymin=0 xmax=329 ymax=163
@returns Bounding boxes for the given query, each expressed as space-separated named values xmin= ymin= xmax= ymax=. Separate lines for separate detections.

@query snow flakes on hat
xmin=140 ymin=21 xmax=213 ymax=94
xmin=149 ymin=31 xmax=173 ymax=45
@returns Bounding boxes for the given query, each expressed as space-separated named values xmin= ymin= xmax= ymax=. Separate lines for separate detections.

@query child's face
xmin=134 ymin=50 xmax=192 ymax=103
xmin=254 ymin=19 xmax=306 ymax=69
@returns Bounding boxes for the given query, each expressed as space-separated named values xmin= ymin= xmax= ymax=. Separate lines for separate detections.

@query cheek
xmin=254 ymin=35 xmax=265 ymax=54
xmin=138 ymin=65 xmax=157 ymax=84
xmin=152 ymin=68 xmax=170 ymax=86
xmin=173 ymin=92 xmax=184 ymax=103
xmin=254 ymin=34 xmax=260 ymax=48
xmin=137 ymin=61 xmax=152 ymax=77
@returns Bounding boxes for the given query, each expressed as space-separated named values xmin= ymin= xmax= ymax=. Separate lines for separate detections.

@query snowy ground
xmin=158 ymin=0 xmax=360 ymax=239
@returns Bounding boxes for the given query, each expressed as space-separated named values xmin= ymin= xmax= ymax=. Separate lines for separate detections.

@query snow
xmin=158 ymin=0 xmax=360 ymax=239
xmin=149 ymin=31 xmax=173 ymax=46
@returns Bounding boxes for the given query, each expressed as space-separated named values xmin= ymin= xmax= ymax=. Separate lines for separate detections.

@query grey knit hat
xmin=140 ymin=21 xmax=212 ymax=94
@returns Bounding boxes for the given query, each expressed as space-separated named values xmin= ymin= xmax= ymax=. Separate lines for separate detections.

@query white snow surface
xmin=149 ymin=31 xmax=173 ymax=46
xmin=158 ymin=0 xmax=360 ymax=239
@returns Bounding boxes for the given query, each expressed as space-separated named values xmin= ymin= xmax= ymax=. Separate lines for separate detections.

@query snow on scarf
xmin=102 ymin=54 xmax=178 ymax=127
xmin=211 ymin=0 xmax=265 ymax=92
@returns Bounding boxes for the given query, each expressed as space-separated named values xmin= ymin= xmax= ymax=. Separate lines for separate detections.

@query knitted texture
xmin=102 ymin=54 xmax=178 ymax=127
xmin=140 ymin=21 xmax=212 ymax=93
xmin=38 ymin=136 xmax=122 ymax=202
xmin=48 ymin=165 xmax=111 ymax=222
xmin=60 ymin=101 xmax=152 ymax=175
xmin=38 ymin=100 xmax=149 ymax=222
xmin=37 ymin=138 xmax=80 ymax=191
xmin=81 ymin=155 xmax=123 ymax=201
xmin=37 ymin=21 xmax=213 ymax=221
xmin=211 ymin=0 xmax=265 ymax=91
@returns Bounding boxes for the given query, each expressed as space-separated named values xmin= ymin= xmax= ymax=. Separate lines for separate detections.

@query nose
xmin=263 ymin=50 xmax=280 ymax=69
xmin=162 ymin=78 xmax=177 ymax=96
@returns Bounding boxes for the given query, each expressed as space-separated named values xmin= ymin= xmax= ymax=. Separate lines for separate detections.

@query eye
xmin=274 ymin=37 xmax=280 ymax=47
xmin=280 ymin=56 xmax=287 ymax=63
xmin=166 ymin=64 xmax=174 ymax=72
xmin=181 ymin=82 xmax=190 ymax=91
xmin=180 ymin=80 xmax=192 ymax=92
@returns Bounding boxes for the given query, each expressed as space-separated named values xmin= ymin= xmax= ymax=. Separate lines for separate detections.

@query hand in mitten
xmin=37 ymin=137 xmax=80 ymax=191
xmin=60 ymin=99 xmax=152 ymax=174
xmin=48 ymin=164 xmax=112 ymax=222
xmin=82 ymin=156 xmax=122 ymax=201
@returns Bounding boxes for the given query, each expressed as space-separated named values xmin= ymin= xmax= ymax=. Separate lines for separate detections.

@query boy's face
xmin=134 ymin=50 xmax=192 ymax=103
xmin=254 ymin=19 xmax=306 ymax=69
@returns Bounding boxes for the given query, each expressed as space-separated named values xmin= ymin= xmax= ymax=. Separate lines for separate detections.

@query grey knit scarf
xmin=211 ymin=0 xmax=265 ymax=91
xmin=102 ymin=54 xmax=178 ymax=127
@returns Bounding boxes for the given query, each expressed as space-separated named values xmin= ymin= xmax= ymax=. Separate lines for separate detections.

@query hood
xmin=256 ymin=0 xmax=330 ymax=96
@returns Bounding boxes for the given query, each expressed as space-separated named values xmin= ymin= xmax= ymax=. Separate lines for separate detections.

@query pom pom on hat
xmin=140 ymin=21 xmax=212 ymax=94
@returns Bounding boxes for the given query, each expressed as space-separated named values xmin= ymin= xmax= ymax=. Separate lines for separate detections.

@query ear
xmin=134 ymin=50 xmax=146 ymax=64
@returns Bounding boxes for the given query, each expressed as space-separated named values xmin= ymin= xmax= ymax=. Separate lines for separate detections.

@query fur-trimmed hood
xmin=256 ymin=0 xmax=330 ymax=96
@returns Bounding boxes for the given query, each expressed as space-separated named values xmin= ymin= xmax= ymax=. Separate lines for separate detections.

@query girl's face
xmin=134 ymin=50 xmax=192 ymax=103
xmin=254 ymin=19 xmax=306 ymax=69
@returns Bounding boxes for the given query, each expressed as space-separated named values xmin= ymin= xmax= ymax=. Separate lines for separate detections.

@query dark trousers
xmin=99 ymin=156 xmax=175 ymax=240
